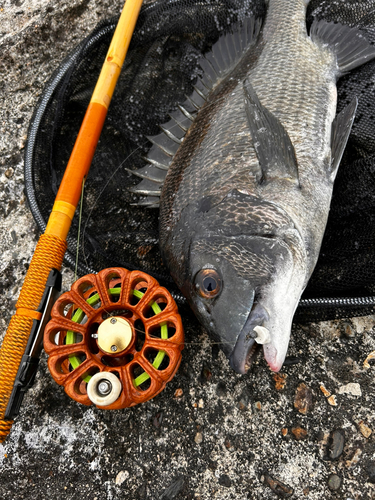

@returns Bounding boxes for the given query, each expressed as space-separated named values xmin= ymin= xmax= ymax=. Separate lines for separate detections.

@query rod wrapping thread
xmin=0 ymin=233 xmax=67 ymax=442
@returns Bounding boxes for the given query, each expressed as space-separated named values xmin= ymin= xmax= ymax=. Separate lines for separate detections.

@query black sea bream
xmin=131 ymin=0 xmax=375 ymax=373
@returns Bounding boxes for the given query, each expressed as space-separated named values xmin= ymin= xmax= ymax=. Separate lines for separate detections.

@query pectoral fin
xmin=330 ymin=97 xmax=357 ymax=182
xmin=243 ymin=79 xmax=299 ymax=184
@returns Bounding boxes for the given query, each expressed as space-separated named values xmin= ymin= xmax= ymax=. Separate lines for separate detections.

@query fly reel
xmin=44 ymin=268 xmax=184 ymax=409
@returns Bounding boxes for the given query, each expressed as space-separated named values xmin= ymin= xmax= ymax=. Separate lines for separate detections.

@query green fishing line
xmin=66 ymin=287 xmax=168 ymax=386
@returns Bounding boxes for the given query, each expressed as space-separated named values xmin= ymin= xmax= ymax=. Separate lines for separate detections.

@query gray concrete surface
xmin=0 ymin=1 xmax=375 ymax=499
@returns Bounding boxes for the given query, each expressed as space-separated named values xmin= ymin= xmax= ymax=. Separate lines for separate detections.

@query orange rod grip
xmin=0 ymin=234 xmax=67 ymax=442
xmin=0 ymin=0 xmax=144 ymax=441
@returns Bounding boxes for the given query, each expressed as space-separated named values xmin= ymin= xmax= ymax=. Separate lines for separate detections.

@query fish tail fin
xmin=310 ymin=20 xmax=375 ymax=75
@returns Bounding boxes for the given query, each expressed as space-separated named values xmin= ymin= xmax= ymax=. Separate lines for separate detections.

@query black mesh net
xmin=25 ymin=0 xmax=375 ymax=322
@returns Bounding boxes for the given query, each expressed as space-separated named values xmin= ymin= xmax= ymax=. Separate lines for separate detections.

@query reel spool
xmin=44 ymin=268 xmax=184 ymax=409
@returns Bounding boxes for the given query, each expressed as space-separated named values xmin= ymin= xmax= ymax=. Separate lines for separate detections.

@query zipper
xmin=299 ymin=295 xmax=375 ymax=308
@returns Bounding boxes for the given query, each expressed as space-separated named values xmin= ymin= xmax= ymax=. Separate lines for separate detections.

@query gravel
xmin=1 ymin=1 xmax=375 ymax=499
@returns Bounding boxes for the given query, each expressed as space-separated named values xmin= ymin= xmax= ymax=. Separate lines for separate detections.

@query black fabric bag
xmin=25 ymin=0 xmax=375 ymax=321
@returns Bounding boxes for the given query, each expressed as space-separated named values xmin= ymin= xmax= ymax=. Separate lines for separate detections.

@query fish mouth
xmin=243 ymin=340 xmax=260 ymax=373
xmin=228 ymin=302 xmax=269 ymax=374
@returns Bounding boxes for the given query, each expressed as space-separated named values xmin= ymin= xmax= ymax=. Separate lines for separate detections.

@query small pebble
xmin=160 ymin=476 xmax=185 ymax=500
xmin=264 ymin=472 xmax=294 ymax=498
xmin=363 ymin=351 xmax=375 ymax=368
xmin=224 ymin=437 xmax=233 ymax=450
xmin=366 ymin=461 xmax=375 ymax=483
xmin=358 ymin=420 xmax=372 ymax=439
xmin=327 ymin=474 xmax=342 ymax=491
xmin=291 ymin=427 xmax=307 ymax=440
xmin=216 ymin=381 xmax=227 ymax=397
xmin=281 ymin=428 xmax=288 ymax=437
xmin=341 ymin=321 xmax=355 ymax=338
xmin=338 ymin=382 xmax=362 ymax=397
xmin=346 ymin=448 xmax=362 ymax=468
xmin=218 ymin=474 xmax=231 ymax=488
xmin=283 ymin=356 xmax=301 ymax=366
xmin=255 ymin=401 xmax=262 ymax=411
xmin=194 ymin=432 xmax=203 ymax=444
xmin=327 ymin=429 xmax=345 ymax=460
xmin=115 ymin=470 xmax=129 ymax=486
xmin=238 ymin=389 xmax=251 ymax=411
xmin=10 ymin=230 xmax=17 ymax=244
xmin=174 ymin=388 xmax=183 ymax=398
xmin=199 ymin=363 xmax=212 ymax=384
xmin=319 ymin=384 xmax=331 ymax=397
xmin=208 ymin=459 xmax=217 ymax=471
xmin=273 ymin=373 xmax=287 ymax=390
xmin=4 ymin=167 xmax=14 ymax=178
xmin=294 ymin=383 xmax=313 ymax=415
xmin=327 ymin=395 xmax=337 ymax=406
xmin=153 ymin=412 xmax=163 ymax=428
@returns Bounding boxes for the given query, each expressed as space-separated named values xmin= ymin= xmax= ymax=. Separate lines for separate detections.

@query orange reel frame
xmin=44 ymin=268 xmax=184 ymax=409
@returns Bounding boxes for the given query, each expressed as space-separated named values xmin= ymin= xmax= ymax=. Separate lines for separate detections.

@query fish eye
xmin=195 ymin=269 xmax=222 ymax=298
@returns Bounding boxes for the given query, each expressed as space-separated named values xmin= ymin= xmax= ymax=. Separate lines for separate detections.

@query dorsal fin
xmin=195 ymin=17 xmax=262 ymax=89
xmin=330 ymin=97 xmax=357 ymax=182
xmin=243 ymin=78 xmax=299 ymax=184
xmin=310 ymin=20 xmax=375 ymax=74
xmin=130 ymin=17 xmax=262 ymax=207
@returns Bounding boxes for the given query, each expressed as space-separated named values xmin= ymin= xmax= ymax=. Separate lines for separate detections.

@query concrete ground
xmin=0 ymin=1 xmax=374 ymax=499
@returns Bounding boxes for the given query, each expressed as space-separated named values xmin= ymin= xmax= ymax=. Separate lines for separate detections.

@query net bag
xmin=24 ymin=0 xmax=375 ymax=322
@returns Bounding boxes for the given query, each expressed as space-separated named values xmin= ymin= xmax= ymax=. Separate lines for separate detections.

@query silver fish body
xmin=133 ymin=0 xmax=375 ymax=373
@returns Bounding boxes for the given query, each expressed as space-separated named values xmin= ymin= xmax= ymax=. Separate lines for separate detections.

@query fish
xmin=130 ymin=0 xmax=375 ymax=373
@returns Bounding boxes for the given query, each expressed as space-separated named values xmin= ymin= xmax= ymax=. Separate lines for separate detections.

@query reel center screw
xmin=97 ymin=380 xmax=112 ymax=396
xmin=97 ymin=316 xmax=133 ymax=354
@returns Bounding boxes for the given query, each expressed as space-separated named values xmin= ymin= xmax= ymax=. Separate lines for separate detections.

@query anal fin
xmin=243 ymin=79 xmax=299 ymax=184
xmin=330 ymin=97 xmax=357 ymax=182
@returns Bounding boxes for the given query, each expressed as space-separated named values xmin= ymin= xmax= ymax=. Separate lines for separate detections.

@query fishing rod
xmin=0 ymin=0 xmax=144 ymax=442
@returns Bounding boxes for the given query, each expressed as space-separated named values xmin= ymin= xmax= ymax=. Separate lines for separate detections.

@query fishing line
xmin=81 ymin=144 xmax=144 ymax=271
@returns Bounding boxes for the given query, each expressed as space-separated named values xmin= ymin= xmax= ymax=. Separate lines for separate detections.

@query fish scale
xmin=251 ymin=43 xmax=334 ymax=176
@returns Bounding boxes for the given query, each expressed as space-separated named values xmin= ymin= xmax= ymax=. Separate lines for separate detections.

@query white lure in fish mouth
xmin=229 ymin=302 xmax=271 ymax=374
xmin=253 ymin=325 xmax=271 ymax=344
